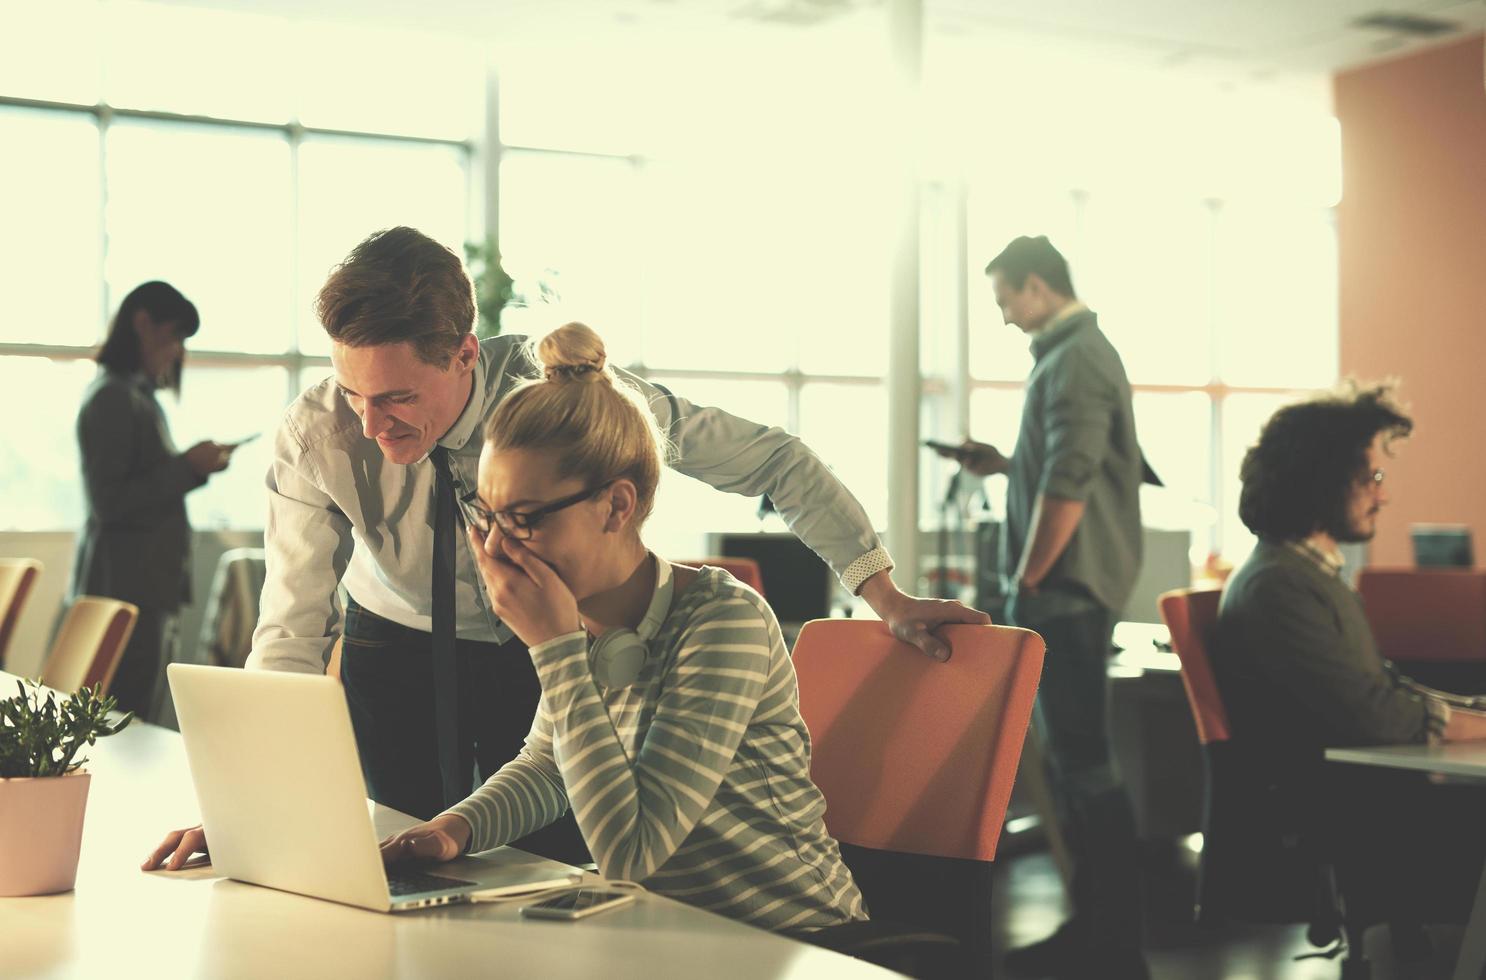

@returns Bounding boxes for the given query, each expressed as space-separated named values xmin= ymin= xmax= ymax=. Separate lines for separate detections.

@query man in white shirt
xmin=239 ymin=227 xmax=985 ymax=857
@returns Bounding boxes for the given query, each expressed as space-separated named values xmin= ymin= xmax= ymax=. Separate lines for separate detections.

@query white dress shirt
xmin=248 ymin=335 xmax=891 ymax=673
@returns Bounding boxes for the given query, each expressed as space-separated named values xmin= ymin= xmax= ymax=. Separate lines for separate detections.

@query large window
xmin=0 ymin=106 xmax=103 ymax=347
xmin=104 ymin=121 xmax=295 ymax=355
xmin=497 ymin=37 xmax=895 ymax=556
xmin=938 ymin=177 xmax=1337 ymax=565
xmin=0 ymin=3 xmax=478 ymax=532
xmin=3 ymin=5 xmax=1343 ymax=577
xmin=923 ymin=43 xmax=1340 ymax=565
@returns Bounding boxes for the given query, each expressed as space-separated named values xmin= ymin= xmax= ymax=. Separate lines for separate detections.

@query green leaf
xmin=0 ymin=681 xmax=132 ymax=778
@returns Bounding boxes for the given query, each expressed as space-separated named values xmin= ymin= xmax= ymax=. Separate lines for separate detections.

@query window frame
xmin=0 ymin=93 xmax=475 ymax=529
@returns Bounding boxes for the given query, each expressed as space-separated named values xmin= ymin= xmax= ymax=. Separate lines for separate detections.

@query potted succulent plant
xmin=0 ymin=680 xmax=131 ymax=896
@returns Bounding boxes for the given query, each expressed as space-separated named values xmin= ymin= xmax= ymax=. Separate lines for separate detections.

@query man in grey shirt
xmin=941 ymin=236 xmax=1146 ymax=979
xmin=146 ymin=226 xmax=989 ymax=871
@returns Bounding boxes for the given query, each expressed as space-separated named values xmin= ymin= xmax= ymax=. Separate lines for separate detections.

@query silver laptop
xmin=167 ymin=663 xmax=575 ymax=912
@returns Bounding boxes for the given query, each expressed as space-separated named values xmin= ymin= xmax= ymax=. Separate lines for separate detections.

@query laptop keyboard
xmin=387 ymin=869 xmax=478 ymax=896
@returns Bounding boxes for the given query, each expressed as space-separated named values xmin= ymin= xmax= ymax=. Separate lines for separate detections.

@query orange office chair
xmin=680 ymin=557 xmax=766 ymax=597
xmin=1160 ymin=588 xmax=1229 ymax=746
xmin=41 ymin=597 xmax=139 ymax=697
xmin=1159 ymin=587 xmax=1243 ymax=926
xmin=42 ymin=597 xmax=139 ymax=698
xmin=0 ymin=558 xmax=42 ymax=669
xmin=1356 ymin=567 xmax=1486 ymax=663
xmin=1161 ymin=586 xmax=1319 ymax=926
xmin=793 ymin=619 xmax=1045 ymax=977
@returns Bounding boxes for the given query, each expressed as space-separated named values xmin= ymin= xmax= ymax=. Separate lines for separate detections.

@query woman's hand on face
xmin=143 ymin=825 xmax=209 ymax=871
xmin=378 ymin=814 xmax=472 ymax=867
xmin=469 ymin=527 xmax=581 ymax=648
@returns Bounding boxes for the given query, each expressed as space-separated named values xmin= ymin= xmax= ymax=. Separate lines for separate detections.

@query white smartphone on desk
xmin=520 ymin=888 xmax=637 ymax=920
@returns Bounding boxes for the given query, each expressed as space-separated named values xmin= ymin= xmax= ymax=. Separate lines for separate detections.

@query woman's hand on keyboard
xmin=379 ymin=813 xmax=472 ymax=866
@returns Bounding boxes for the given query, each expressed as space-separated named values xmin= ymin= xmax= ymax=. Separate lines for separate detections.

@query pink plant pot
xmin=0 ymin=770 xmax=91 ymax=896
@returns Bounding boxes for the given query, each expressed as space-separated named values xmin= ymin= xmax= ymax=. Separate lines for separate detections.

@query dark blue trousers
xmin=339 ymin=596 xmax=590 ymax=865
xmin=1008 ymin=595 xmax=1145 ymax=952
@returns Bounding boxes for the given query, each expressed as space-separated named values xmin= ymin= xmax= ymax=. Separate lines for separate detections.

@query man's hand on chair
xmin=859 ymin=570 xmax=992 ymax=663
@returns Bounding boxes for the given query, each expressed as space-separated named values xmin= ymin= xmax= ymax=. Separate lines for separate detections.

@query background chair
xmin=680 ymin=556 xmax=766 ymax=596
xmin=41 ymin=597 xmax=139 ymax=698
xmin=1159 ymin=587 xmax=1402 ymax=980
xmin=198 ymin=548 xmax=267 ymax=670
xmin=0 ymin=558 xmax=42 ymax=669
xmin=1160 ymin=588 xmax=1229 ymax=749
xmin=792 ymin=619 xmax=1045 ymax=978
xmin=1356 ymin=567 xmax=1486 ymax=691
xmin=198 ymin=549 xmax=345 ymax=679
xmin=1355 ymin=567 xmax=1486 ymax=663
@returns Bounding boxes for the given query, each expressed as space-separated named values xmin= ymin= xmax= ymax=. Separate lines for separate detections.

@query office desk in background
xmin=1005 ymin=621 xmax=1202 ymax=847
xmin=1326 ymin=742 xmax=1486 ymax=980
xmin=0 ymin=672 xmax=894 ymax=980
xmin=1107 ymin=622 xmax=1203 ymax=841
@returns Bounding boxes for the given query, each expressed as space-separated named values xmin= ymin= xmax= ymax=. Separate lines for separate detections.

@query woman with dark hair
xmin=71 ymin=281 xmax=236 ymax=721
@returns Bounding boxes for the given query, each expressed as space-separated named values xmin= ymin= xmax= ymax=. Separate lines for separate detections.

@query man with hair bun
xmin=146 ymin=226 xmax=988 ymax=873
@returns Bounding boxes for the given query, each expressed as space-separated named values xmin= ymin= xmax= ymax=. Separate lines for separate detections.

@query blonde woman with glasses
xmin=379 ymin=322 xmax=868 ymax=935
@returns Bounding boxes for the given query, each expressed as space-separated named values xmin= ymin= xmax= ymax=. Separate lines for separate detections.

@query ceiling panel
xmin=147 ymin=0 xmax=1486 ymax=76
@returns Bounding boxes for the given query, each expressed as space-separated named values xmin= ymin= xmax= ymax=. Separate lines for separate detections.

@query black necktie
xmin=430 ymin=447 xmax=462 ymax=809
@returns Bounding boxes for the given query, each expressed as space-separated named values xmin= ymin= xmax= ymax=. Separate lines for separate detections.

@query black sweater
xmin=1213 ymin=539 xmax=1432 ymax=764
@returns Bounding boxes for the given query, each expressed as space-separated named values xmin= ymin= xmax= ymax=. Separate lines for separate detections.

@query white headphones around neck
xmin=590 ymin=554 xmax=674 ymax=690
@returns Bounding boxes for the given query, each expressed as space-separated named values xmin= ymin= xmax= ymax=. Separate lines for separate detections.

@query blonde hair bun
xmin=489 ymin=320 xmax=668 ymax=532
xmin=538 ymin=322 xmax=607 ymax=383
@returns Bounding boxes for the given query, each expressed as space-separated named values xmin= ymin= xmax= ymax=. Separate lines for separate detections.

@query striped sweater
xmin=445 ymin=563 xmax=867 ymax=933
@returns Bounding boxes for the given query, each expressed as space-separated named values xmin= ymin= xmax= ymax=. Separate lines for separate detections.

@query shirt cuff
xmin=843 ymin=547 xmax=894 ymax=596
xmin=527 ymin=630 xmax=588 ymax=665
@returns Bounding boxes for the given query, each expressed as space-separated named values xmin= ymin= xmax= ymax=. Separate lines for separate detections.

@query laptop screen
xmin=1411 ymin=524 xmax=1473 ymax=568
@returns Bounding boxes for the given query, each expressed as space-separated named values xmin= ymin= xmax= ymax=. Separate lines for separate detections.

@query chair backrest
xmin=0 ymin=558 xmax=42 ymax=668
xmin=682 ymin=557 xmax=766 ymax=597
xmin=199 ymin=548 xmax=267 ymax=669
xmin=792 ymin=620 xmax=1044 ymax=862
xmin=1159 ymin=587 xmax=1230 ymax=745
xmin=42 ymin=597 xmax=139 ymax=696
xmin=1355 ymin=567 xmax=1486 ymax=662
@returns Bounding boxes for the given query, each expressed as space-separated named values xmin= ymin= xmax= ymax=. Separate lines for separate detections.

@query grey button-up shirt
xmin=248 ymin=335 xmax=890 ymax=674
xmin=1003 ymin=307 xmax=1143 ymax=616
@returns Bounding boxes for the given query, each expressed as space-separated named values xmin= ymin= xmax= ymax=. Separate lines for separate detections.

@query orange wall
xmin=1335 ymin=34 xmax=1486 ymax=565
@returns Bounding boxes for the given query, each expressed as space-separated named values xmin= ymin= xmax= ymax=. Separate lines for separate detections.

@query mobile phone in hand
xmin=520 ymin=887 xmax=636 ymax=920
xmin=227 ymin=432 xmax=261 ymax=450
xmin=922 ymin=439 xmax=964 ymax=455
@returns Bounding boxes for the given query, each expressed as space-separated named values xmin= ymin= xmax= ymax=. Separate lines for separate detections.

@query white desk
xmin=0 ymin=675 xmax=895 ymax=979
xmin=1325 ymin=742 xmax=1486 ymax=980
xmin=1110 ymin=621 xmax=1179 ymax=677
